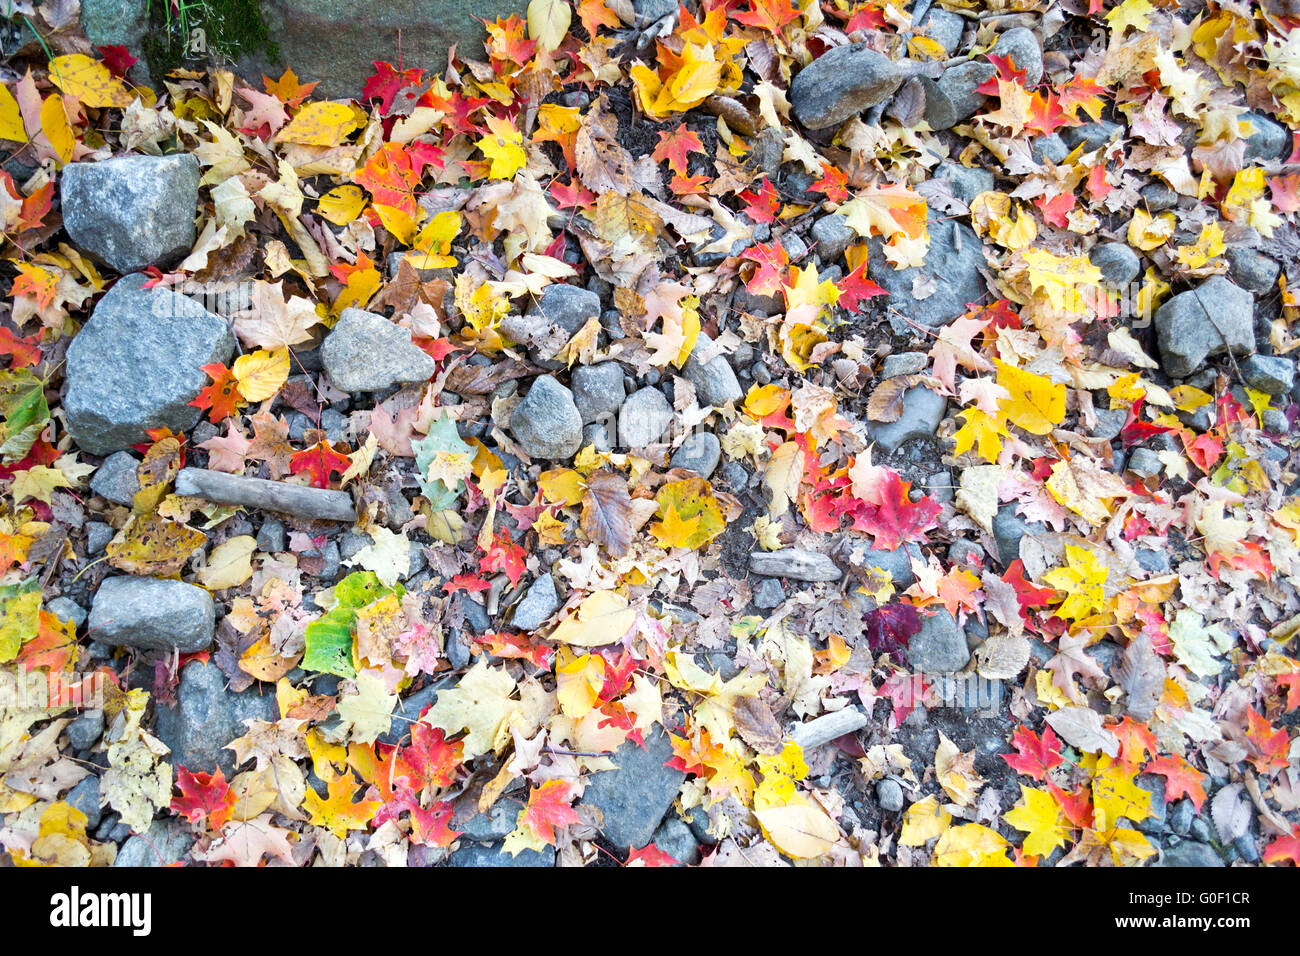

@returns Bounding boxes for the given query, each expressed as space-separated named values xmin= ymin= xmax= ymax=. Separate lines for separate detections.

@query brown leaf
xmin=886 ymin=77 xmax=926 ymax=127
xmin=444 ymin=359 xmax=534 ymax=395
xmin=733 ymin=696 xmax=783 ymax=755
xmin=866 ymin=376 xmax=913 ymax=423
xmin=574 ymin=94 xmax=633 ymax=195
xmin=1115 ymin=634 xmax=1165 ymax=721
xmin=106 ymin=513 xmax=207 ymax=576
xmin=580 ymin=470 xmax=634 ymax=557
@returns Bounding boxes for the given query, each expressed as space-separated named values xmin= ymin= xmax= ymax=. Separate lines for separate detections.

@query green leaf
xmin=301 ymin=571 xmax=404 ymax=677
xmin=0 ymin=370 xmax=50 ymax=463
xmin=411 ymin=410 xmax=472 ymax=511
xmin=0 ymin=578 xmax=42 ymax=663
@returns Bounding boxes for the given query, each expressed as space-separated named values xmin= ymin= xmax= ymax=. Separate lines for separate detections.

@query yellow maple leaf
xmin=233 ymin=347 xmax=290 ymax=402
xmin=1022 ymin=248 xmax=1103 ymax=310
xmin=421 ymin=659 xmax=521 ymax=759
xmin=899 ymin=793 xmax=951 ymax=846
xmin=48 ymin=54 xmax=133 ymax=108
xmin=274 ymin=101 xmax=361 ymax=147
xmin=477 ymin=115 xmax=527 ymax=180
xmin=1003 ymin=785 xmax=1070 ymax=857
xmin=995 ymin=360 xmax=1065 ymax=435
xmin=1043 ymin=545 xmax=1108 ymax=622
xmin=302 ymin=774 xmax=381 ymax=838
xmin=952 ymin=407 xmax=1008 ymax=463
xmin=933 ymin=823 xmax=1014 ymax=866
xmin=1090 ymin=754 xmax=1152 ymax=834
xmin=556 ymin=647 xmax=606 ymax=719
xmin=1106 ymin=0 xmax=1155 ymax=33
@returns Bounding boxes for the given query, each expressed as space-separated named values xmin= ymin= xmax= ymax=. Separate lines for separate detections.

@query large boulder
xmin=237 ymin=0 xmax=523 ymax=99
xmin=321 ymin=308 xmax=437 ymax=392
xmin=89 ymin=576 xmax=215 ymax=653
xmin=61 ymin=155 xmax=200 ymax=274
xmin=64 ymin=274 xmax=236 ymax=455
xmin=1154 ymin=276 xmax=1255 ymax=378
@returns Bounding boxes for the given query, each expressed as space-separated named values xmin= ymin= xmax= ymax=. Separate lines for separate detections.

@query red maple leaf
xmin=522 ymin=780 xmax=581 ymax=845
xmin=1025 ymin=91 xmax=1075 ymax=136
xmin=976 ymin=53 xmax=1029 ymax=95
xmin=1264 ymin=825 xmax=1300 ymax=865
xmin=670 ymin=173 xmax=711 ymax=195
xmin=172 ymin=767 xmax=237 ymax=830
xmin=445 ymin=573 xmax=493 ymax=595
xmin=625 ymin=842 xmax=681 ymax=866
xmin=863 ymin=602 xmax=921 ymax=658
xmin=419 ymin=88 xmax=489 ymax=137
xmin=810 ymin=162 xmax=849 ymax=203
xmin=1047 ymin=781 xmax=1094 ymax=828
xmin=17 ymin=610 xmax=78 ymax=672
xmin=854 ymin=472 xmax=941 ymax=551
xmin=1142 ymin=754 xmax=1207 ymax=811
xmin=1085 ymin=162 xmax=1114 ymax=200
xmin=400 ymin=725 xmax=463 ymax=794
xmin=362 ymin=61 xmax=426 ymax=114
xmin=1002 ymin=725 xmax=1064 ymax=781
xmin=732 ymin=0 xmax=802 ymax=34
xmin=1003 ymin=559 xmax=1058 ymax=623
xmin=474 ymin=631 xmax=554 ymax=669
xmin=879 ymin=672 xmax=927 ymax=725
xmin=836 ymin=262 xmax=888 ymax=312
xmin=348 ymin=741 xmax=410 ymax=803
xmin=1244 ymin=707 xmax=1290 ymax=773
xmin=290 ymin=440 xmax=351 ymax=488
xmin=1276 ymin=671 xmax=1300 ymax=712
xmin=0 ymin=327 xmax=42 ymax=369
xmin=1034 ymin=191 xmax=1076 ymax=228
xmin=550 ymin=178 xmax=597 ymax=211
xmin=738 ymin=241 xmax=789 ymax=298
xmin=95 ymin=45 xmax=138 ymax=78
xmin=739 ymin=176 xmax=781 ymax=224
xmin=828 ymin=0 xmax=885 ymax=32
xmin=1271 ymin=173 xmax=1300 ymax=213
xmin=1111 ymin=716 xmax=1158 ymax=767
xmin=408 ymin=800 xmax=462 ymax=847
xmin=190 ymin=362 xmax=242 ymax=424
xmin=652 ymin=127 xmax=706 ymax=177
xmin=479 ymin=532 xmax=526 ymax=585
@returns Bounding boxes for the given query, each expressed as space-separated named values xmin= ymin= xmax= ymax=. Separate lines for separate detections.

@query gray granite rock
xmin=46 ymin=597 xmax=86 ymax=629
xmin=67 ymin=710 xmax=104 ymax=751
xmin=61 ymin=154 xmax=200 ymax=274
xmin=511 ymin=575 xmax=559 ymax=631
xmin=876 ymin=777 xmax=904 ymax=812
xmin=1031 ymin=134 xmax=1068 ymax=165
xmin=1225 ymin=247 xmax=1280 ymax=294
xmin=1154 ymin=276 xmax=1255 ymax=378
xmin=1156 ymin=841 xmax=1223 ymax=867
xmin=87 ymin=521 xmax=114 ymax=555
xmin=920 ymin=8 xmax=964 ymax=54
xmin=114 ymin=819 xmax=195 ymax=865
xmin=880 ymin=352 xmax=929 ymax=378
xmin=89 ymin=577 xmax=214 ymax=653
xmin=1090 ymin=242 xmax=1141 ymax=287
xmin=869 ymin=216 xmax=985 ymax=328
xmin=866 ymin=386 xmax=947 ymax=452
xmin=669 ymin=431 xmax=721 ymax=479
xmin=1140 ymin=181 xmax=1179 ymax=211
xmin=682 ymin=333 xmax=743 ymax=408
xmin=752 ymin=577 xmax=785 ymax=610
xmin=991 ymin=28 xmax=1043 ymax=84
xmin=528 ymin=283 xmax=601 ymax=340
xmin=856 ymin=542 xmax=922 ymax=588
xmin=921 ymin=61 xmax=996 ymax=131
xmin=933 ymin=162 xmax=994 ymax=204
xmin=153 ymin=660 xmax=276 ymax=776
xmin=619 ymin=386 xmax=674 ymax=448
xmin=810 ymin=214 xmax=855 ymax=262
xmin=993 ymin=504 xmax=1049 ymax=566
xmin=321 ymin=308 xmax=437 ymax=392
xmin=1126 ymin=447 xmax=1163 ymax=479
xmin=1241 ymin=111 xmax=1289 ymax=162
xmin=65 ymin=274 xmax=236 ymax=455
xmin=1241 ymin=355 xmax=1295 ymax=395
xmin=582 ymin=422 xmax=612 ymax=452
xmin=570 ymin=362 xmax=626 ymax=424
xmin=256 ymin=519 xmax=287 ymax=553
xmin=90 ymin=451 xmax=141 ymax=506
xmin=579 ymin=727 xmax=686 ymax=851
xmin=790 ymin=43 xmax=904 ymax=129
xmin=907 ymin=607 xmax=969 ymax=673
xmin=510 ymin=375 xmax=583 ymax=459
xmin=446 ymin=842 xmax=555 ymax=866
xmin=652 ymin=816 xmax=701 ymax=865
xmin=66 ymin=774 xmax=103 ymax=830
xmin=1061 ymin=121 xmax=1123 ymax=151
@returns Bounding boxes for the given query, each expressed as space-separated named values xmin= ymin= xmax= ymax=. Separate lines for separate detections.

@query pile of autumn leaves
xmin=1 ymin=0 xmax=1300 ymax=867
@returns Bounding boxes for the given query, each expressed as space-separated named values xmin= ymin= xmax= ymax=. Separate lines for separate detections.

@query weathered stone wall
xmin=79 ymin=0 xmax=523 ymax=98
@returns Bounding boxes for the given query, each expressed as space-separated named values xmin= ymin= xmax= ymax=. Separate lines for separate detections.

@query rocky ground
xmin=0 ymin=0 xmax=1299 ymax=868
